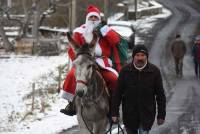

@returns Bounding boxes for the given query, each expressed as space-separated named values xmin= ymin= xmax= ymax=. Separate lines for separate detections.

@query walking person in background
xmin=171 ymin=33 xmax=186 ymax=78
xmin=192 ymin=35 xmax=200 ymax=77
xmin=111 ymin=45 xmax=166 ymax=134
xmin=60 ymin=5 xmax=127 ymax=116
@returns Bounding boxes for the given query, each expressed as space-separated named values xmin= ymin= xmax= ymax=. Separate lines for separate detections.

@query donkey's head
xmin=67 ymin=32 xmax=98 ymax=97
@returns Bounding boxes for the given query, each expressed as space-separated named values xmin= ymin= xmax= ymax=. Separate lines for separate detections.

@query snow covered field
xmin=0 ymin=7 xmax=171 ymax=134
xmin=0 ymin=54 xmax=78 ymax=134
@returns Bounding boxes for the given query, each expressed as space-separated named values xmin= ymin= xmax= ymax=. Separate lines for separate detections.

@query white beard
xmin=83 ymin=20 xmax=100 ymax=43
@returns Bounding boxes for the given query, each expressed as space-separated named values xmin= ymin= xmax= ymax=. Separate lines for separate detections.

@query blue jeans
xmin=126 ymin=126 xmax=149 ymax=134
xmin=139 ymin=127 xmax=149 ymax=134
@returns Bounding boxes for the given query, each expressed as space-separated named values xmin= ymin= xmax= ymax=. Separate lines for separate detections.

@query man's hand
xmin=101 ymin=19 xmax=107 ymax=26
xmin=112 ymin=116 xmax=119 ymax=123
xmin=157 ymin=118 xmax=165 ymax=125
xmin=93 ymin=28 xmax=101 ymax=37
xmin=93 ymin=20 xmax=107 ymax=37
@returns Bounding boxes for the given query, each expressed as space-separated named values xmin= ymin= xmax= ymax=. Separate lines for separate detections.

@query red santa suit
xmin=61 ymin=5 xmax=122 ymax=101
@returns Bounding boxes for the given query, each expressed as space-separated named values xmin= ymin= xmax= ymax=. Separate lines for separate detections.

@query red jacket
xmin=68 ymin=24 xmax=122 ymax=72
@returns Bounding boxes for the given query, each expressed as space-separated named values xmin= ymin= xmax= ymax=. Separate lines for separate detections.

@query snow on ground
xmin=0 ymin=5 xmax=171 ymax=134
xmin=0 ymin=54 xmax=78 ymax=134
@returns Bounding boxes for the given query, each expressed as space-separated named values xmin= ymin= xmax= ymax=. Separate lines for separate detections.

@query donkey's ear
xmin=66 ymin=32 xmax=79 ymax=50
xmin=90 ymin=32 xmax=98 ymax=48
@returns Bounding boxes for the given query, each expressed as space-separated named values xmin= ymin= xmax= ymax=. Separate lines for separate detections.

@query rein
xmin=78 ymin=69 xmax=108 ymax=105
xmin=76 ymin=80 xmax=88 ymax=86
xmin=96 ymin=70 xmax=110 ymax=97
xmin=79 ymin=69 xmax=116 ymax=134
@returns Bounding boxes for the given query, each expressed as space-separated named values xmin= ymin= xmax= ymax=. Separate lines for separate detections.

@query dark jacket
xmin=192 ymin=43 xmax=200 ymax=59
xmin=112 ymin=62 xmax=166 ymax=130
xmin=171 ymin=39 xmax=186 ymax=58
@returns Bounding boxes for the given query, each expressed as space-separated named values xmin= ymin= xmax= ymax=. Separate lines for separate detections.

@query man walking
xmin=192 ymin=35 xmax=200 ymax=77
xmin=171 ymin=33 xmax=186 ymax=78
xmin=111 ymin=45 xmax=166 ymax=134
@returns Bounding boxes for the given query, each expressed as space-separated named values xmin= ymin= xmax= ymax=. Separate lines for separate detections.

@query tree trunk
xmin=32 ymin=11 xmax=40 ymax=38
xmin=22 ymin=0 xmax=32 ymax=37
xmin=0 ymin=20 xmax=14 ymax=52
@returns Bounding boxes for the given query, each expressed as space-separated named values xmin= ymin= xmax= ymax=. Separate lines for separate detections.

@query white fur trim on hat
xmin=86 ymin=12 xmax=101 ymax=21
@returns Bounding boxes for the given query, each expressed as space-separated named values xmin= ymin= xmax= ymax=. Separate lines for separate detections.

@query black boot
xmin=60 ymin=101 xmax=76 ymax=116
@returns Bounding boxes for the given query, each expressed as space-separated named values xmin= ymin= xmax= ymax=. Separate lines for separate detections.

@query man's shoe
xmin=60 ymin=102 xmax=76 ymax=116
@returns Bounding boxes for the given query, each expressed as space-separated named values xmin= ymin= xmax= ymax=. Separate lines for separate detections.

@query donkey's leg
xmin=76 ymin=98 xmax=92 ymax=134
xmin=93 ymin=117 xmax=108 ymax=134
xmin=77 ymin=114 xmax=93 ymax=134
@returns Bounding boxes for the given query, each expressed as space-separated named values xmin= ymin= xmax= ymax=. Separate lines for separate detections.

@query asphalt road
xmin=148 ymin=0 xmax=200 ymax=133
xmin=59 ymin=0 xmax=200 ymax=133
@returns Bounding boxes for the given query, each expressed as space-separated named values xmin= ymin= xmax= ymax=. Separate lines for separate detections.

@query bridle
xmin=75 ymin=52 xmax=97 ymax=87
xmin=76 ymin=80 xmax=88 ymax=86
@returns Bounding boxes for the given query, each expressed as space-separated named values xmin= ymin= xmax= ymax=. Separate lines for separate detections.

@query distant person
xmin=0 ymin=38 xmax=4 ymax=49
xmin=60 ymin=5 xmax=127 ymax=116
xmin=191 ymin=35 xmax=200 ymax=77
xmin=171 ymin=34 xmax=186 ymax=78
xmin=111 ymin=45 xmax=166 ymax=134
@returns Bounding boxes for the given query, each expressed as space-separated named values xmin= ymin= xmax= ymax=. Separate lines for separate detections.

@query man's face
xmin=133 ymin=52 xmax=147 ymax=68
xmin=88 ymin=15 xmax=99 ymax=21
xmin=86 ymin=15 xmax=100 ymax=29
xmin=84 ymin=15 xmax=101 ymax=43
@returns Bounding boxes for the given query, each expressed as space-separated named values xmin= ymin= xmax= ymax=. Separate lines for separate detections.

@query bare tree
xmin=0 ymin=0 xmax=58 ymax=52
xmin=0 ymin=8 xmax=14 ymax=51
xmin=23 ymin=0 xmax=56 ymax=38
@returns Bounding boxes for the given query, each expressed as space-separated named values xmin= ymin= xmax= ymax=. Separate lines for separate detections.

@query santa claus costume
xmin=61 ymin=5 xmax=123 ymax=103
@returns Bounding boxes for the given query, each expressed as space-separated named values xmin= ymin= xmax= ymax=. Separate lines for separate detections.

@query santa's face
xmin=86 ymin=15 xmax=100 ymax=30
xmin=88 ymin=15 xmax=99 ymax=21
xmin=84 ymin=15 xmax=101 ymax=43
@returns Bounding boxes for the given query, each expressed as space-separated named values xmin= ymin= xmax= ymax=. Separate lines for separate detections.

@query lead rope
xmin=105 ymin=118 xmax=125 ymax=134
xmin=117 ymin=122 xmax=125 ymax=134
xmin=81 ymin=105 xmax=94 ymax=134
xmin=105 ymin=118 xmax=113 ymax=134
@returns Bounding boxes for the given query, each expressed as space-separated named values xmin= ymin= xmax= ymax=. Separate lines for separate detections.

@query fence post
xmin=40 ymin=92 xmax=45 ymax=113
xmin=57 ymin=66 xmax=62 ymax=93
xmin=31 ymin=83 xmax=35 ymax=112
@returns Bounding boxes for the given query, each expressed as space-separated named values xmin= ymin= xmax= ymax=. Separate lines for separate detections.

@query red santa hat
xmin=86 ymin=5 xmax=101 ymax=21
